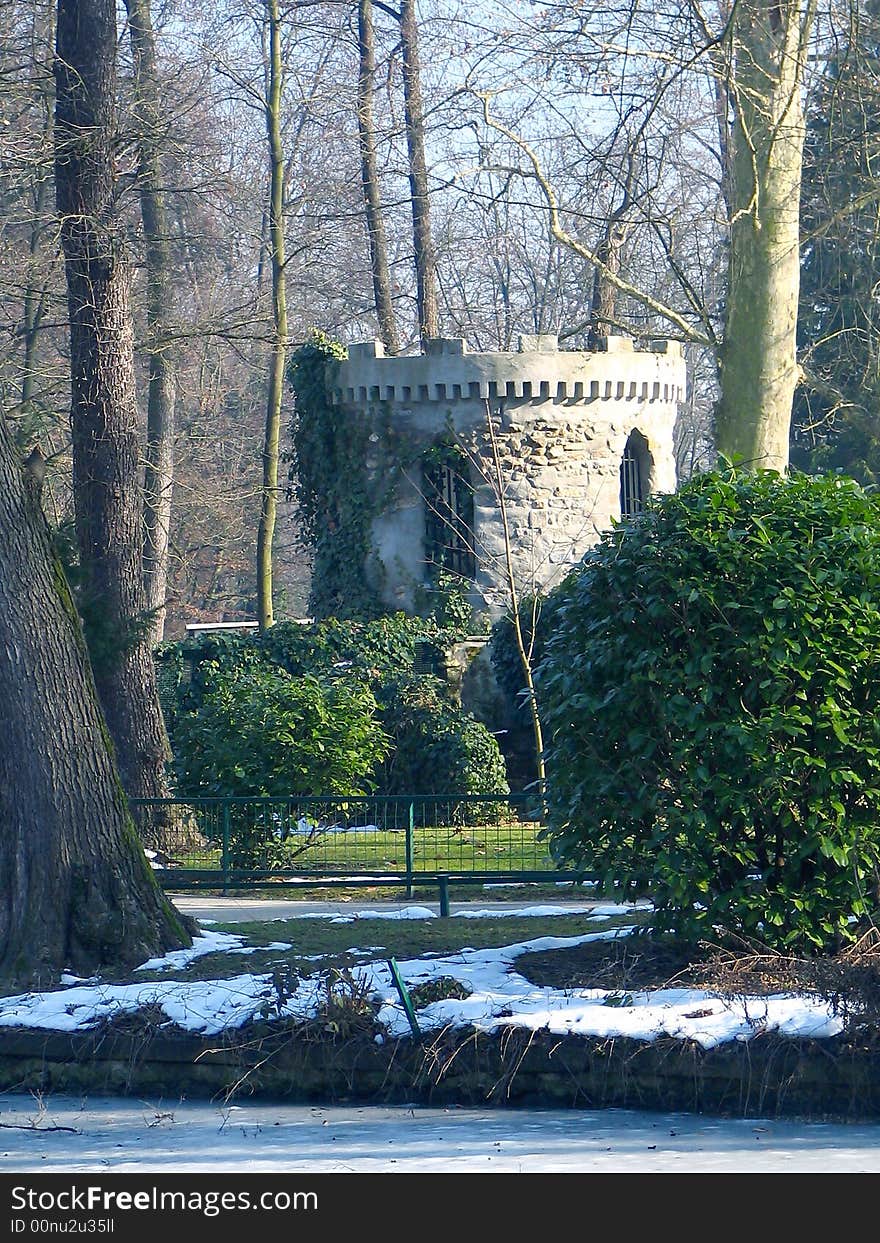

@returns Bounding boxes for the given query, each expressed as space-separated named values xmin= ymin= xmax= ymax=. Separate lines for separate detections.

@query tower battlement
xmin=330 ymin=335 xmax=685 ymax=409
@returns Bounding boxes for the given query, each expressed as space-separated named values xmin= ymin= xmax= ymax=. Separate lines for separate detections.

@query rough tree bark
xmin=256 ymin=0 xmax=288 ymax=632
xmin=0 ymin=413 xmax=191 ymax=989
xmin=125 ymin=0 xmax=176 ymax=646
xmin=399 ymin=0 xmax=439 ymax=347
xmin=54 ymin=0 xmax=174 ymax=816
xmin=714 ymin=0 xmax=815 ymax=472
xmin=358 ymin=0 xmax=399 ymax=354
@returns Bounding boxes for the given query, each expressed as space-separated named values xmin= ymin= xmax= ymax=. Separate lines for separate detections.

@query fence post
xmin=405 ymin=801 xmax=414 ymax=900
xmin=438 ymin=874 xmax=450 ymax=917
xmin=221 ymin=802 xmax=231 ymax=896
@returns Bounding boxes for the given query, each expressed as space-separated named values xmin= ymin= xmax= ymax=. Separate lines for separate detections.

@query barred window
xmin=423 ymin=459 xmax=476 ymax=580
xmin=620 ymin=432 xmax=648 ymax=519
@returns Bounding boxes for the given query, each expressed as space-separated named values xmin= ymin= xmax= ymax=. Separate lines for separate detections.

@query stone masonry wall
xmin=330 ymin=334 xmax=686 ymax=620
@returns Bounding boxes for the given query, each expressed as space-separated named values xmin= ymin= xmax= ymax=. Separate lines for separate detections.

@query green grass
xmin=165 ymin=880 xmax=596 ymax=903
xmin=128 ymin=910 xmax=648 ymax=985
xmin=167 ymin=821 xmax=556 ymax=877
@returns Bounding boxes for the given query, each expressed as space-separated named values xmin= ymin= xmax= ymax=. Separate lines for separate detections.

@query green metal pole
xmin=387 ymin=957 xmax=421 ymax=1040
xmin=221 ymin=802 xmax=231 ymax=896
xmin=406 ymin=800 xmax=414 ymax=900
xmin=438 ymin=874 xmax=450 ymax=917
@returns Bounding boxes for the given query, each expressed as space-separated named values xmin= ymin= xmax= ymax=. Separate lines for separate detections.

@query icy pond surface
xmin=2 ymin=1095 xmax=880 ymax=1173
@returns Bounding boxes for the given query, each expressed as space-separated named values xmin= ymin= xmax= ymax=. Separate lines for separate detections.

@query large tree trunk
xmin=399 ymin=0 xmax=439 ymax=347
xmin=54 ymin=0 xmax=174 ymax=819
xmin=0 ymin=413 xmax=191 ymax=989
xmin=256 ymin=0 xmax=288 ymax=633
xmin=715 ymin=0 xmax=812 ymax=473
xmin=125 ymin=0 xmax=176 ymax=647
xmin=358 ymin=0 xmax=399 ymax=354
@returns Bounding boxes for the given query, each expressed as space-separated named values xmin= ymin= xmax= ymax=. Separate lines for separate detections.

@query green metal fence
xmin=130 ymin=793 xmax=582 ymax=894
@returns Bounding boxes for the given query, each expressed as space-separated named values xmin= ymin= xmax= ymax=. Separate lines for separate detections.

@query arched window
xmin=423 ymin=452 xmax=476 ymax=579
xmin=619 ymin=431 xmax=650 ymax=519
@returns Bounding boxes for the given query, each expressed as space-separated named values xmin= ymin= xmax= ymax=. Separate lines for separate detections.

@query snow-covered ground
xmin=2 ymin=1095 xmax=880 ymax=1172
xmin=0 ymin=907 xmax=845 ymax=1047
xmin=0 ymin=902 xmax=875 ymax=1174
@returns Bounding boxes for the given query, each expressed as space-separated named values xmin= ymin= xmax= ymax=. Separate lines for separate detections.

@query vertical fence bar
xmin=405 ymin=801 xmax=414 ymax=899
xmin=221 ymin=801 xmax=231 ymax=895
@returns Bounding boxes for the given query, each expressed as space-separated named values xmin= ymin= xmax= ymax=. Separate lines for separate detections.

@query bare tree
xmin=399 ymin=0 xmax=439 ymax=345
xmin=255 ymin=0 xmax=290 ymax=631
xmin=54 ymin=0 xmax=174 ymax=811
xmin=357 ymin=0 xmax=399 ymax=353
xmin=125 ymin=0 xmax=177 ymax=645
xmin=467 ymin=0 xmax=819 ymax=472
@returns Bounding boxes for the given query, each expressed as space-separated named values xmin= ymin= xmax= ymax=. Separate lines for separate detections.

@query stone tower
xmin=328 ymin=333 xmax=686 ymax=621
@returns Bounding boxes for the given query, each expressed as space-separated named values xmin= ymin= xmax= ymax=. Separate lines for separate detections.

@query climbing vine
xmin=288 ymin=331 xmax=405 ymax=619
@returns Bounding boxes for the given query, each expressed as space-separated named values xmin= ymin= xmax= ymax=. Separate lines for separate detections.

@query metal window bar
xmin=424 ymin=461 xmax=476 ymax=579
xmin=619 ymin=443 xmax=644 ymax=518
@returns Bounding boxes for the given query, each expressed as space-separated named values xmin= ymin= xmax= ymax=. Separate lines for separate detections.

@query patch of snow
xmin=291 ymin=820 xmax=384 ymax=836
xmin=329 ymin=905 xmax=437 ymax=923
xmin=293 ymin=903 xmax=645 ymax=923
xmin=0 ymin=922 xmax=846 ymax=1054
xmin=349 ymin=928 xmax=843 ymax=1048
xmin=135 ymin=931 xmax=247 ymax=972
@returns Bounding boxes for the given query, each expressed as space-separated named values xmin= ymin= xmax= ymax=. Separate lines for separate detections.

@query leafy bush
xmin=172 ymin=664 xmax=389 ymax=865
xmin=378 ymin=676 xmax=509 ymax=820
xmin=174 ymin=665 xmax=387 ymax=798
xmin=258 ymin=613 xmax=447 ymax=683
xmin=538 ymin=465 xmax=880 ymax=952
xmin=161 ymin=615 xmax=509 ymax=823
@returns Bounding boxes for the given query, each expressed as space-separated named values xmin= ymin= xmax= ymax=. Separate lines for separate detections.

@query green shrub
xmin=173 ymin=665 xmax=387 ymax=798
xmin=378 ymin=676 xmax=509 ymax=820
xmin=258 ymin=613 xmax=446 ymax=682
xmin=172 ymin=665 xmax=389 ymax=865
xmin=161 ymin=614 xmax=508 ymax=815
xmin=538 ymin=465 xmax=880 ymax=952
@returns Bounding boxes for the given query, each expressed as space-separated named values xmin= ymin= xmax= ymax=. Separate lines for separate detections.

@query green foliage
xmin=173 ymin=664 xmax=388 ymax=799
xmin=378 ymin=675 xmax=509 ymax=820
xmin=258 ymin=613 xmax=446 ymax=682
xmin=172 ymin=663 xmax=389 ymax=866
xmin=288 ymin=332 xmax=388 ymax=619
xmin=538 ymin=465 xmax=880 ymax=952
xmin=792 ymin=9 xmax=880 ymax=481
xmin=416 ymin=569 xmax=476 ymax=634
xmin=160 ymin=614 xmax=508 ymax=810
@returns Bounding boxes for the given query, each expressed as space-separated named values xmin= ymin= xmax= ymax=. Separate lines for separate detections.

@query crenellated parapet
xmin=330 ymin=334 xmax=685 ymax=409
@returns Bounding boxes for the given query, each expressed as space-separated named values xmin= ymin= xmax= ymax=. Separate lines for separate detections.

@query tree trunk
xmin=54 ymin=0 xmax=174 ymax=819
xmin=399 ymin=0 xmax=439 ymax=347
xmin=587 ymin=220 xmax=628 ymax=348
xmin=256 ymin=0 xmax=288 ymax=633
xmin=358 ymin=0 xmax=399 ymax=354
xmin=125 ymin=0 xmax=176 ymax=647
xmin=715 ymin=0 xmax=812 ymax=473
xmin=0 ymin=413 xmax=191 ymax=989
